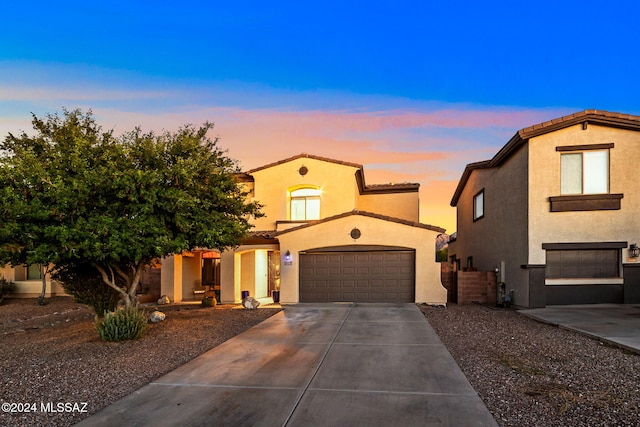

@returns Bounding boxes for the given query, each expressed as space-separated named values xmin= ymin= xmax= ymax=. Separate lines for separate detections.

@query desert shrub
xmin=201 ymin=295 xmax=217 ymax=308
xmin=0 ymin=277 xmax=16 ymax=304
xmin=53 ymin=263 xmax=122 ymax=316
xmin=95 ymin=306 xmax=148 ymax=342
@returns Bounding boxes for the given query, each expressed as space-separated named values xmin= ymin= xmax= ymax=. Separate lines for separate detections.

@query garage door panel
xmin=300 ymin=250 xmax=415 ymax=303
xmin=356 ymin=278 xmax=370 ymax=286
xmin=356 ymin=253 xmax=371 ymax=262
xmin=370 ymin=279 xmax=384 ymax=288
xmin=342 ymin=267 xmax=356 ymax=275
xmin=341 ymin=280 xmax=356 ymax=287
xmin=370 ymin=266 xmax=384 ymax=275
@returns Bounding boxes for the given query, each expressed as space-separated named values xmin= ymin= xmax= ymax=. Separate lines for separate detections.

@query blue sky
xmin=2 ymin=0 xmax=638 ymax=232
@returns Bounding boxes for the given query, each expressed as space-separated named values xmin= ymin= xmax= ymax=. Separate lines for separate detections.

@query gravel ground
xmin=420 ymin=303 xmax=640 ymax=427
xmin=3 ymin=298 xmax=639 ymax=427
xmin=0 ymin=297 xmax=281 ymax=427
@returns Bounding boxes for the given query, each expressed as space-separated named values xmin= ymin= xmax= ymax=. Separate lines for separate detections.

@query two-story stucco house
xmin=221 ymin=153 xmax=447 ymax=304
xmin=165 ymin=153 xmax=447 ymax=305
xmin=448 ymin=110 xmax=640 ymax=308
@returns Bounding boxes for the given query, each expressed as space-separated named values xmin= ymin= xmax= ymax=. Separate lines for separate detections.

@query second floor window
xmin=473 ymin=189 xmax=484 ymax=221
xmin=290 ymin=188 xmax=320 ymax=220
xmin=561 ymin=150 xmax=609 ymax=195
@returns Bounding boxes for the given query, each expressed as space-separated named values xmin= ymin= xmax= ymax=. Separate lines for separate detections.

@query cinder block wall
xmin=457 ymin=271 xmax=497 ymax=305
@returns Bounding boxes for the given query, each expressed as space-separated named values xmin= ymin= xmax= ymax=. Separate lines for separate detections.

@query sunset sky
xmin=2 ymin=0 xmax=639 ymax=233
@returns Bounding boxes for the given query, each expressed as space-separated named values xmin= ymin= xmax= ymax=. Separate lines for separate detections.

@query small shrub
xmin=95 ymin=305 xmax=148 ymax=342
xmin=0 ymin=277 xmax=16 ymax=304
xmin=53 ymin=263 xmax=122 ymax=316
xmin=201 ymin=295 xmax=216 ymax=308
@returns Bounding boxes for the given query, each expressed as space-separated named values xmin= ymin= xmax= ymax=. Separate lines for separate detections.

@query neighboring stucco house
xmin=162 ymin=154 xmax=447 ymax=304
xmin=448 ymin=110 xmax=640 ymax=308
xmin=0 ymin=264 xmax=64 ymax=298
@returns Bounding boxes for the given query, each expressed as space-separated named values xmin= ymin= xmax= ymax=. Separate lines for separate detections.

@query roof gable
xmin=450 ymin=110 xmax=640 ymax=206
xmin=246 ymin=153 xmax=362 ymax=174
xmin=246 ymin=153 xmax=419 ymax=195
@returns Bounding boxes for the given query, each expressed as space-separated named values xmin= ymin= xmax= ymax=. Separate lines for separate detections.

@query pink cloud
xmin=0 ymin=84 xmax=573 ymax=234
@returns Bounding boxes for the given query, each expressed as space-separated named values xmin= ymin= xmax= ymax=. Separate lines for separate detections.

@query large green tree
xmin=0 ymin=109 xmax=262 ymax=306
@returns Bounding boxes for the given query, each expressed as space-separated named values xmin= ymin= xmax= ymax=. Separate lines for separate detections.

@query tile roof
xmin=248 ymin=230 xmax=279 ymax=239
xmin=246 ymin=153 xmax=362 ymax=174
xmin=360 ymin=181 xmax=420 ymax=193
xmin=275 ymin=209 xmax=446 ymax=235
xmin=450 ymin=110 xmax=640 ymax=206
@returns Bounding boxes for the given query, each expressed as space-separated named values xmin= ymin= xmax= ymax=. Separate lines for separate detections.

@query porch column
xmin=220 ymin=250 xmax=236 ymax=303
xmin=160 ymin=254 xmax=183 ymax=303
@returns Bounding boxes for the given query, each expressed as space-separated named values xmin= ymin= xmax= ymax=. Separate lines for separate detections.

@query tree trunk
xmin=94 ymin=261 xmax=147 ymax=308
xmin=37 ymin=264 xmax=47 ymax=305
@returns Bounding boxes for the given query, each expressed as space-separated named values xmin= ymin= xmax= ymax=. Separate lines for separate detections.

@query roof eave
xmin=276 ymin=210 xmax=446 ymax=235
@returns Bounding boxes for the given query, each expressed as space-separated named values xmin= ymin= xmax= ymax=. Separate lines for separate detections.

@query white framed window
xmin=473 ymin=189 xmax=484 ymax=221
xmin=290 ymin=188 xmax=320 ymax=220
xmin=561 ymin=150 xmax=609 ymax=195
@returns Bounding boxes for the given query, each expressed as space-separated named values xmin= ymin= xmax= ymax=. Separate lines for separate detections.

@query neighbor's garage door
xmin=299 ymin=250 xmax=415 ymax=302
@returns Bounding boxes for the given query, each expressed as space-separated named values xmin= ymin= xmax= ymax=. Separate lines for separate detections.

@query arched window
xmin=290 ymin=187 xmax=321 ymax=220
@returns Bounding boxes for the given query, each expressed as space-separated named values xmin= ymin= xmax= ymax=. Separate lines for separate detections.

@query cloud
xmin=0 ymin=85 xmax=168 ymax=103
xmin=0 ymin=62 xmax=577 ymax=233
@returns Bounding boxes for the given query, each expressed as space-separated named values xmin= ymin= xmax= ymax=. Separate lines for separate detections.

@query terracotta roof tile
xmin=246 ymin=153 xmax=362 ymax=174
xmin=248 ymin=230 xmax=278 ymax=239
xmin=275 ymin=209 xmax=445 ymax=235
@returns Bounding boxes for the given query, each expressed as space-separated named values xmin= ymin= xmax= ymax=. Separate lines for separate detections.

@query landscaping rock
xmin=149 ymin=311 xmax=166 ymax=323
xmin=242 ymin=296 xmax=260 ymax=310
xmin=157 ymin=295 xmax=170 ymax=305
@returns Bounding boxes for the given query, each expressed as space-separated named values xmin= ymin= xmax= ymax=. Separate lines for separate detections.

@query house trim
xmin=548 ymin=193 xmax=623 ymax=212
xmin=276 ymin=210 xmax=446 ymax=236
xmin=355 ymin=170 xmax=419 ymax=194
xmin=545 ymin=278 xmax=624 ymax=285
xmin=246 ymin=153 xmax=362 ymax=173
xmin=541 ymin=241 xmax=627 ymax=250
xmin=302 ymin=244 xmax=414 ymax=253
xmin=555 ymin=143 xmax=614 ymax=152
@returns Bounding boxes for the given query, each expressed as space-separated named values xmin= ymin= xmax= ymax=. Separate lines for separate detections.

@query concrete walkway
xmin=520 ymin=304 xmax=640 ymax=354
xmin=77 ymin=303 xmax=497 ymax=426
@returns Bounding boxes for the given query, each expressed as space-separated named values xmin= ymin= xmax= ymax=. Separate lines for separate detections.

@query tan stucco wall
xmin=357 ymin=192 xmax=419 ymax=222
xmin=161 ymin=255 xmax=183 ymax=302
xmin=240 ymin=251 xmax=256 ymax=296
xmin=220 ymin=244 xmax=279 ymax=303
xmin=250 ymin=158 xmax=360 ymax=230
xmin=449 ymin=144 xmax=530 ymax=306
xmin=528 ymin=124 xmax=640 ymax=265
xmin=0 ymin=265 xmax=16 ymax=281
xmin=181 ymin=254 xmax=202 ymax=301
xmin=276 ymin=214 xmax=446 ymax=304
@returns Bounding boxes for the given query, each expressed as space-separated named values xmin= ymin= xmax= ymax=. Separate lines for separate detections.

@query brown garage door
xmin=299 ymin=250 xmax=415 ymax=302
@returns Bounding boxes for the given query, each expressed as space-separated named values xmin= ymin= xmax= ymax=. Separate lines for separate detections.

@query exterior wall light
xmin=284 ymin=250 xmax=293 ymax=265
xmin=630 ymin=244 xmax=640 ymax=258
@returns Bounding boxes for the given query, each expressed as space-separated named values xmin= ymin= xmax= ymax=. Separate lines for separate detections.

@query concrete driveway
xmin=77 ymin=303 xmax=497 ymax=426
xmin=520 ymin=303 xmax=640 ymax=354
